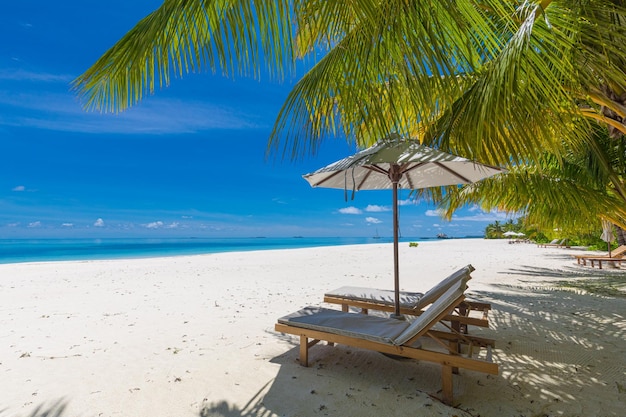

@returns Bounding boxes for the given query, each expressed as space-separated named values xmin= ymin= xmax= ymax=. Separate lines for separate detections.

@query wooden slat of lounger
xmin=323 ymin=295 xmax=490 ymax=328
xmin=274 ymin=323 xmax=499 ymax=375
xmin=426 ymin=329 xmax=496 ymax=348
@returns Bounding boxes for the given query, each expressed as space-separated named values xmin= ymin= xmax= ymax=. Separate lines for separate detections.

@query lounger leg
xmin=341 ymin=304 xmax=348 ymax=312
xmin=449 ymin=340 xmax=459 ymax=375
xmin=452 ymin=305 xmax=468 ymax=335
xmin=457 ymin=304 xmax=468 ymax=334
xmin=451 ymin=319 xmax=460 ymax=334
xmin=299 ymin=335 xmax=309 ymax=367
xmin=441 ymin=364 xmax=454 ymax=405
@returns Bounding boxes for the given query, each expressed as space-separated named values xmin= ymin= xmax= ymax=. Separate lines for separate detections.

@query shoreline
xmin=1 ymin=239 xmax=625 ymax=416
xmin=0 ymin=236 xmax=484 ymax=265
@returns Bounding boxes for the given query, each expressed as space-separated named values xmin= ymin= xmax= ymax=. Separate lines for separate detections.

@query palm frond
xmin=268 ymin=0 xmax=513 ymax=157
xmin=436 ymin=123 xmax=626 ymax=231
xmin=73 ymin=0 xmax=294 ymax=112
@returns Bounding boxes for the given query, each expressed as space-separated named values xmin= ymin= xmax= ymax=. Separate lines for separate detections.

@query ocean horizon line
xmin=0 ymin=235 xmax=484 ymax=265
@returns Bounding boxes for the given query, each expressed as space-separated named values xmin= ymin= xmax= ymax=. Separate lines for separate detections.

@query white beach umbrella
xmin=503 ymin=231 xmax=518 ymax=237
xmin=601 ymin=219 xmax=615 ymax=257
xmin=303 ymin=134 xmax=506 ymax=318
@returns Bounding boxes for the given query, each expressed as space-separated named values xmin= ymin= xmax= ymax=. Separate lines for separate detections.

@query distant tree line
xmin=485 ymin=218 xmax=618 ymax=251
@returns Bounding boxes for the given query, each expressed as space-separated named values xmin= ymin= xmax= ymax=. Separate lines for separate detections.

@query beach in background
xmin=1 ymin=238 xmax=625 ymax=416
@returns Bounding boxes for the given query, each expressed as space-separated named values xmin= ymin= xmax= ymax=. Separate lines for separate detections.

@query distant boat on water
xmin=373 ymin=228 xmax=381 ymax=239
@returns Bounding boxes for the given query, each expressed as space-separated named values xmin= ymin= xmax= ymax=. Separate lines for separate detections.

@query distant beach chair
xmin=323 ymin=265 xmax=490 ymax=332
xmin=537 ymin=238 xmax=570 ymax=248
xmin=573 ymin=245 xmax=626 ymax=269
xmin=275 ymin=273 xmax=498 ymax=405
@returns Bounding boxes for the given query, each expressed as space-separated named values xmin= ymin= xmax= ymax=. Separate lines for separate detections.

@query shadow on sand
xmin=198 ymin=332 xmax=471 ymax=417
xmin=8 ymin=265 xmax=624 ymax=417
xmin=496 ymin=262 xmax=626 ymax=297
xmin=1 ymin=400 xmax=68 ymax=417
xmin=199 ymin=264 xmax=626 ymax=417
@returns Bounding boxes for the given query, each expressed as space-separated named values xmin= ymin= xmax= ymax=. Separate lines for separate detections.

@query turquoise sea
xmin=0 ymin=236 xmax=482 ymax=264
xmin=0 ymin=236 xmax=460 ymax=265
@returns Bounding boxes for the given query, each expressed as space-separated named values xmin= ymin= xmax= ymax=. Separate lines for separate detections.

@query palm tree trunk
xmin=616 ymin=225 xmax=626 ymax=246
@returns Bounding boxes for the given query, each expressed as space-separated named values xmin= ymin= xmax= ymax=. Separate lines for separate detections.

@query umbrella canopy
xmin=503 ymin=231 xmax=518 ymax=237
xmin=304 ymin=135 xmax=506 ymax=318
xmin=304 ymin=136 xmax=505 ymax=192
xmin=601 ymin=219 xmax=615 ymax=257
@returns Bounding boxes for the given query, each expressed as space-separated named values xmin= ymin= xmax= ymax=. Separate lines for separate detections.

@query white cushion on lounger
xmin=324 ymin=286 xmax=423 ymax=308
xmin=393 ymin=275 xmax=468 ymax=345
xmin=416 ymin=264 xmax=474 ymax=309
xmin=323 ymin=264 xmax=474 ymax=311
xmin=278 ymin=306 xmax=409 ymax=344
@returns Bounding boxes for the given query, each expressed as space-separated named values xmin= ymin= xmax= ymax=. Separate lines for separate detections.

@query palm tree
xmin=485 ymin=221 xmax=504 ymax=239
xmin=74 ymin=1 xmax=626 ymax=158
xmin=439 ymin=123 xmax=626 ymax=232
xmin=73 ymin=1 xmax=626 ymax=228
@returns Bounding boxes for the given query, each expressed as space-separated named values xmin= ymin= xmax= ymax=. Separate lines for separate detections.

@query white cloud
xmin=28 ymin=221 xmax=41 ymax=228
xmin=12 ymin=185 xmax=25 ymax=192
xmin=181 ymin=215 xmax=193 ymax=219
xmin=452 ymin=209 xmax=509 ymax=222
xmin=365 ymin=205 xmax=389 ymax=212
xmin=61 ymin=223 xmax=73 ymax=227
xmin=165 ymin=222 xmax=180 ymax=229
xmin=425 ymin=206 xmax=511 ymax=222
xmin=0 ymin=70 xmax=72 ymax=83
xmin=338 ymin=207 xmax=362 ymax=215
xmin=94 ymin=218 xmax=104 ymax=227
xmin=0 ymin=90 xmax=262 ymax=135
xmin=145 ymin=221 xmax=164 ymax=229
xmin=433 ymin=223 xmax=440 ymax=227
xmin=365 ymin=217 xmax=382 ymax=224
xmin=425 ymin=209 xmax=444 ymax=217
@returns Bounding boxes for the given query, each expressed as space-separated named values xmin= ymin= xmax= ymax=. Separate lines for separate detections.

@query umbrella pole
xmin=391 ymin=175 xmax=403 ymax=319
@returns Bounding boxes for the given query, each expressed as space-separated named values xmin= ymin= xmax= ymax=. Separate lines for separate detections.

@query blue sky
xmin=0 ymin=1 xmax=509 ymax=239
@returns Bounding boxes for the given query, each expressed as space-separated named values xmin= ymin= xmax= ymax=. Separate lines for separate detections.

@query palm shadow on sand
xmin=198 ymin=330 xmax=476 ymax=417
xmin=199 ymin=264 xmax=626 ymax=417
xmin=1 ymin=400 xmax=68 ymax=417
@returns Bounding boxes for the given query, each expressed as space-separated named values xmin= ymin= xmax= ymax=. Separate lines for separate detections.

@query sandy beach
xmin=1 ymin=238 xmax=625 ymax=417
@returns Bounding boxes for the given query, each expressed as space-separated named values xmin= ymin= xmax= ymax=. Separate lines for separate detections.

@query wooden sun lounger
xmin=572 ymin=245 xmax=626 ymax=269
xmin=323 ymin=265 xmax=490 ymax=333
xmin=575 ymin=256 xmax=622 ymax=269
xmin=537 ymin=239 xmax=570 ymax=248
xmin=275 ymin=274 xmax=498 ymax=405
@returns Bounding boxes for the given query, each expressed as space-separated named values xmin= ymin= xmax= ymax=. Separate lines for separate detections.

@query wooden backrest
xmin=611 ymin=245 xmax=626 ymax=257
xmin=413 ymin=264 xmax=474 ymax=310
xmin=393 ymin=272 xmax=470 ymax=346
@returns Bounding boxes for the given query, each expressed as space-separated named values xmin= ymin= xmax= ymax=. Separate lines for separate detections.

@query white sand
xmin=1 ymin=238 xmax=625 ymax=417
